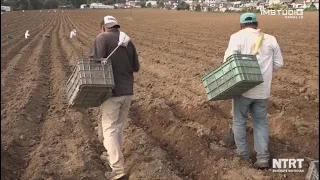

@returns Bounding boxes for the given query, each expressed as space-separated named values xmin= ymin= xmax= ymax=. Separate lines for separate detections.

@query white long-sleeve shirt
xmin=70 ymin=30 xmax=76 ymax=38
xmin=25 ymin=30 xmax=30 ymax=39
xmin=223 ymin=28 xmax=284 ymax=99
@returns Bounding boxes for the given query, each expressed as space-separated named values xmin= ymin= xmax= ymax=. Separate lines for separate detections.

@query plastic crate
xmin=201 ymin=54 xmax=263 ymax=101
xmin=306 ymin=161 xmax=319 ymax=180
xmin=66 ymin=57 xmax=115 ymax=108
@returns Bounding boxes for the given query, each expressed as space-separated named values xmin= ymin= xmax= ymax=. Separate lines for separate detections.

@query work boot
xmin=105 ymin=170 xmax=126 ymax=180
xmin=253 ymin=161 xmax=269 ymax=169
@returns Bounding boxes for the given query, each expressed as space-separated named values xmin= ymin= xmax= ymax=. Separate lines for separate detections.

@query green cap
xmin=240 ymin=13 xmax=257 ymax=24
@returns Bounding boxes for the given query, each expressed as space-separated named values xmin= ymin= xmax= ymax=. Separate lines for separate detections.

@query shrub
xmin=195 ymin=4 xmax=201 ymax=11
xmin=305 ymin=3 xmax=318 ymax=11
xmin=157 ymin=1 xmax=164 ymax=8
xmin=177 ymin=1 xmax=188 ymax=10
xmin=43 ymin=0 xmax=59 ymax=9
xmin=139 ymin=1 xmax=146 ymax=8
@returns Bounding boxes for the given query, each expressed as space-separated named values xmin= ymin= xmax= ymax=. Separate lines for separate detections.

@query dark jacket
xmin=90 ymin=28 xmax=139 ymax=97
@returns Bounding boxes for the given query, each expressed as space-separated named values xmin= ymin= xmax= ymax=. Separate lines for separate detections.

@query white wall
xmin=146 ymin=0 xmax=158 ymax=6
xmin=1 ymin=6 xmax=11 ymax=12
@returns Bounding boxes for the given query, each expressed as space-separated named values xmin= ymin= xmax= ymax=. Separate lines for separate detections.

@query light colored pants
xmin=99 ymin=95 xmax=133 ymax=173
xmin=232 ymin=95 xmax=270 ymax=162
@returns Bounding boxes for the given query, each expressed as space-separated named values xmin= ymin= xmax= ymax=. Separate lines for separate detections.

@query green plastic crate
xmin=306 ymin=161 xmax=319 ymax=180
xmin=201 ymin=54 xmax=263 ymax=101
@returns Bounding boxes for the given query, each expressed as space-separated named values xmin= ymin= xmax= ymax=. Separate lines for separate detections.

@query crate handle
xmin=101 ymin=45 xmax=121 ymax=65
xmin=252 ymin=32 xmax=264 ymax=55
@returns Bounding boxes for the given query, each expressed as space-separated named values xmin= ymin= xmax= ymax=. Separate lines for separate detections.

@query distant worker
xmin=25 ymin=30 xmax=30 ymax=39
xmin=90 ymin=15 xmax=139 ymax=180
xmin=70 ymin=29 xmax=76 ymax=38
xmin=223 ymin=13 xmax=284 ymax=169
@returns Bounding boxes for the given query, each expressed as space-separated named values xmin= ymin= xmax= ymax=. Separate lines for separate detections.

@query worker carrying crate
xmin=66 ymin=15 xmax=139 ymax=180
xmin=201 ymin=13 xmax=284 ymax=169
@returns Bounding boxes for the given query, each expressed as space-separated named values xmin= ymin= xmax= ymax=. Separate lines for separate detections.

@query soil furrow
xmin=19 ymin=13 xmax=104 ymax=180
xmin=1 ymin=13 xmax=49 ymax=45
xmin=1 ymin=14 xmax=55 ymax=104
xmin=61 ymin=13 xmax=87 ymax=60
xmin=63 ymin=12 xmax=199 ymax=180
xmin=1 ymin=14 xmax=54 ymax=73
xmin=1 ymin=15 xmax=57 ymax=180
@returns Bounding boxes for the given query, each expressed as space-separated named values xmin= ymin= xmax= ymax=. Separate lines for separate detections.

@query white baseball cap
xmin=102 ymin=16 xmax=120 ymax=28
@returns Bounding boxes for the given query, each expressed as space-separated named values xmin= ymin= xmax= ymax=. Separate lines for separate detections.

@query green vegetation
xmin=304 ymin=2 xmax=318 ymax=11
xmin=194 ymin=4 xmax=201 ymax=11
xmin=177 ymin=1 xmax=189 ymax=10
xmin=139 ymin=1 xmax=146 ymax=8
xmin=157 ymin=0 xmax=164 ymax=8
xmin=224 ymin=8 xmax=261 ymax=14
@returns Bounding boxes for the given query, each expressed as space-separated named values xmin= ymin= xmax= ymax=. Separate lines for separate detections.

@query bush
xmin=157 ymin=1 xmax=164 ymax=8
xmin=29 ymin=0 xmax=43 ymax=10
xmin=195 ymin=4 xmax=201 ymax=11
xmin=310 ymin=2 xmax=317 ymax=9
xmin=177 ymin=1 xmax=188 ymax=10
xmin=305 ymin=3 xmax=318 ymax=11
xmin=103 ymin=0 xmax=115 ymax=5
xmin=18 ymin=4 xmax=28 ymax=10
xmin=165 ymin=4 xmax=172 ymax=10
xmin=43 ymin=0 xmax=59 ymax=9
xmin=147 ymin=2 xmax=151 ymax=8
xmin=238 ymin=7 xmax=260 ymax=13
xmin=273 ymin=4 xmax=281 ymax=10
xmin=139 ymin=1 xmax=146 ymax=8
xmin=186 ymin=3 xmax=190 ymax=10
xmin=304 ymin=7 xmax=318 ymax=11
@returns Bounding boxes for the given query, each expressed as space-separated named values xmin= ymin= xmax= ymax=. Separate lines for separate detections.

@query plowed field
xmin=1 ymin=9 xmax=319 ymax=180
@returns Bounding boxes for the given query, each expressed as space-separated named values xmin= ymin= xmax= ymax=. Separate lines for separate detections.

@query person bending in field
xmin=25 ymin=30 xmax=30 ymax=39
xmin=223 ymin=13 xmax=284 ymax=169
xmin=70 ymin=29 xmax=76 ymax=38
xmin=90 ymin=15 xmax=139 ymax=180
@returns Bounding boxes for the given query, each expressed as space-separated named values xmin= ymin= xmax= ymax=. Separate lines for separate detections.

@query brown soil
xmin=1 ymin=9 xmax=318 ymax=180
